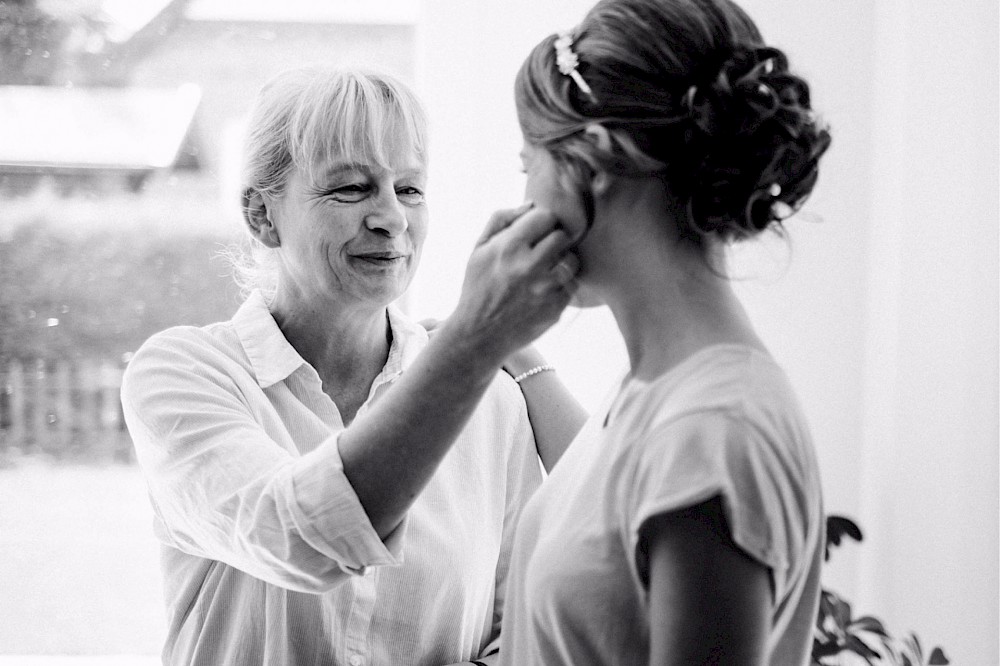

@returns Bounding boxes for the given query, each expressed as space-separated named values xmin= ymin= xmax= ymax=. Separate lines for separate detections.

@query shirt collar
xmin=232 ymin=290 xmax=429 ymax=389
xmin=384 ymin=304 xmax=429 ymax=378
xmin=232 ymin=290 xmax=308 ymax=388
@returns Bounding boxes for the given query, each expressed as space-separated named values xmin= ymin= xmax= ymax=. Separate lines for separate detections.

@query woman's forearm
xmin=339 ymin=204 xmax=576 ymax=539
xmin=504 ymin=347 xmax=587 ymax=472
xmin=338 ymin=322 xmax=506 ymax=538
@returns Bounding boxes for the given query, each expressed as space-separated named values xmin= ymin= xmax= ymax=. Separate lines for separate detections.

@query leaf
xmin=851 ymin=616 xmax=889 ymax=638
xmin=845 ymin=635 xmax=882 ymax=661
xmin=817 ymin=591 xmax=850 ymax=634
xmin=833 ymin=597 xmax=853 ymax=627
xmin=811 ymin=641 xmax=843 ymax=658
xmin=928 ymin=647 xmax=950 ymax=665
xmin=825 ymin=515 xmax=864 ymax=560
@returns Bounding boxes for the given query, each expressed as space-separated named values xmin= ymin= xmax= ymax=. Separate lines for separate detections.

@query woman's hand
xmin=445 ymin=203 xmax=579 ymax=366
xmin=338 ymin=203 xmax=578 ymax=541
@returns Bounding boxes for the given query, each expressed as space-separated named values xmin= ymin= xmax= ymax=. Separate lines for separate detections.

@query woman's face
xmin=270 ymin=150 xmax=428 ymax=311
xmin=520 ymin=141 xmax=589 ymax=242
xmin=520 ymin=140 xmax=603 ymax=307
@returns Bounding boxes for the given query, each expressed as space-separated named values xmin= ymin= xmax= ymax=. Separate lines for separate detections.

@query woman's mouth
xmin=352 ymin=251 xmax=407 ymax=266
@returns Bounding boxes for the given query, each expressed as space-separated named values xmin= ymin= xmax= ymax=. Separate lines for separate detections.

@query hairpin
xmin=554 ymin=32 xmax=595 ymax=99
xmin=767 ymin=183 xmax=796 ymax=220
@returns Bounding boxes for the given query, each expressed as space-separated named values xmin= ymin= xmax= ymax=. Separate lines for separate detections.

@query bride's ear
xmin=583 ymin=124 xmax=613 ymax=196
xmin=242 ymin=187 xmax=281 ymax=248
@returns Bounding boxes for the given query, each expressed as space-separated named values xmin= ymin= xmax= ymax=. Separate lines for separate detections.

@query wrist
xmin=432 ymin=318 xmax=508 ymax=375
xmin=511 ymin=364 xmax=555 ymax=384
xmin=502 ymin=345 xmax=548 ymax=377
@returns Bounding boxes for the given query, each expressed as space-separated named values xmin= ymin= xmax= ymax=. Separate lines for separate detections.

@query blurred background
xmin=0 ymin=0 xmax=996 ymax=663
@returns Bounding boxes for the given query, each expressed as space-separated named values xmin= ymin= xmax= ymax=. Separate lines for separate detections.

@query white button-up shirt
xmin=121 ymin=291 xmax=541 ymax=666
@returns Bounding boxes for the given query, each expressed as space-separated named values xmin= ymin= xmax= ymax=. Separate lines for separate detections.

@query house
xmin=0 ymin=0 xmax=416 ymax=197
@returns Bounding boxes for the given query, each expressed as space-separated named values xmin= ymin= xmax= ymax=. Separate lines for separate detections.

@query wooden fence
xmin=0 ymin=358 xmax=133 ymax=462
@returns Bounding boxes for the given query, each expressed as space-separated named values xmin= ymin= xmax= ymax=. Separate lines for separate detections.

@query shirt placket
xmin=344 ymin=570 xmax=378 ymax=666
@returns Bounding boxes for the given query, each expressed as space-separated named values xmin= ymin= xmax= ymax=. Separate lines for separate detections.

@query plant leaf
xmin=811 ymin=642 xmax=844 ymax=659
xmin=928 ymin=647 xmax=950 ymax=665
xmin=833 ymin=597 xmax=853 ymax=626
xmin=851 ymin=616 xmax=889 ymax=637
xmin=825 ymin=515 xmax=864 ymax=560
xmin=845 ymin=635 xmax=881 ymax=660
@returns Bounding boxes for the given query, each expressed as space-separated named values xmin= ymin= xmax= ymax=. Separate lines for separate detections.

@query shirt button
xmin=349 ymin=655 xmax=364 ymax=666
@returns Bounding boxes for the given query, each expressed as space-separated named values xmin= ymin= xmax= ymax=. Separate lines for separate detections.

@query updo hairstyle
xmin=515 ymin=0 xmax=831 ymax=244
xmin=230 ymin=67 xmax=427 ymax=298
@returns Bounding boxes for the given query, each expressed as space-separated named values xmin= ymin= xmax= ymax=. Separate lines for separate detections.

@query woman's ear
xmin=591 ymin=170 xmax=612 ymax=197
xmin=583 ymin=124 xmax=614 ymax=196
xmin=242 ymin=187 xmax=281 ymax=248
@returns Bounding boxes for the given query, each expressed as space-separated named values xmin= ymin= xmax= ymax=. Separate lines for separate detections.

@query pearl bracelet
xmin=512 ymin=364 xmax=556 ymax=384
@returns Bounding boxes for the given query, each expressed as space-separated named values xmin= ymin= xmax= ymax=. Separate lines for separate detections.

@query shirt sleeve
xmin=624 ymin=410 xmax=810 ymax=596
xmin=120 ymin=330 xmax=404 ymax=594
xmin=478 ymin=378 xmax=543 ymax=658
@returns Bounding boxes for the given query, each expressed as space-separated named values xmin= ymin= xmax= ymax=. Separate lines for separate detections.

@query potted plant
xmin=812 ymin=516 xmax=950 ymax=666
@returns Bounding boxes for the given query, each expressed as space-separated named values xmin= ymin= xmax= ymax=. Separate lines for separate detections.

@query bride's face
xmin=519 ymin=140 xmax=604 ymax=308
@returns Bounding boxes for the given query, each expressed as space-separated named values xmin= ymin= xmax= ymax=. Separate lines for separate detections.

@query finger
xmin=502 ymin=207 xmax=565 ymax=247
xmin=552 ymin=254 xmax=580 ymax=287
xmin=476 ymin=201 xmax=535 ymax=245
xmin=530 ymin=226 xmax=575 ymax=265
xmin=556 ymin=252 xmax=580 ymax=278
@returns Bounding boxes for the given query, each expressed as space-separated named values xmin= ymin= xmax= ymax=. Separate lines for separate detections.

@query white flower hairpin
xmin=554 ymin=32 xmax=595 ymax=99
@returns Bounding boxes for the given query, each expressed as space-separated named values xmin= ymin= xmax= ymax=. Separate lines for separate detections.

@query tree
xmin=0 ymin=0 xmax=108 ymax=85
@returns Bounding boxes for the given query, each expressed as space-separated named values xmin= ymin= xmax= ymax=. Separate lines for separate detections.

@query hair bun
xmin=684 ymin=46 xmax=787 ymax=138
xmin=683 ymin=45 xmax=831 ymax=239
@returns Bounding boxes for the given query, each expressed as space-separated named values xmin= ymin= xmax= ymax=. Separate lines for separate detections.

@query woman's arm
xmin=503 ymin=346 xmax=587 ymax=472
xmin=644 ymin=496 xmax=771 ymax=665
xmin=338 ymin=205 xmax=576 ymax=539
xmin=123 ymin=205 xmax=576 ymax=591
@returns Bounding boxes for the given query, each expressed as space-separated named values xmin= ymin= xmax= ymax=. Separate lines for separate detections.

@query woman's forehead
xmin=305 ymin=141 xmax=425 ymax=179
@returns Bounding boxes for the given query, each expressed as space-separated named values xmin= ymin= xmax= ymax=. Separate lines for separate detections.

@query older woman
xmin=500 ymin=1 xmax=832 ymax=664
xmin=121 ymin=68 xmax=583 ymax=666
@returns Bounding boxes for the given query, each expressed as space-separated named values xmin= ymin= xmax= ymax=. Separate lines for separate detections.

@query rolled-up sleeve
xmin=121 ymin=330 xmax=404 ymax=594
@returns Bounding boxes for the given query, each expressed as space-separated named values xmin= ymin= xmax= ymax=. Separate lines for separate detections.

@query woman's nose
xmin=364 ymin=191 xmax=409 ymax=237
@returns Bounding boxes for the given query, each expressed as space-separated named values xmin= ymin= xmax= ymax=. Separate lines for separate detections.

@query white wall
xmin=413 ymin=0 xmax=629 ymax=410
xmin=855 ymin=1 xmax=999 ymax=662
xmin=413 ymin=1 xmax=999 ymax=662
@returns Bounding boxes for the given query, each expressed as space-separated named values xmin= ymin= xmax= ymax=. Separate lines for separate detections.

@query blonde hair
xmin=229 ymin=66 xmax=428 ymax=299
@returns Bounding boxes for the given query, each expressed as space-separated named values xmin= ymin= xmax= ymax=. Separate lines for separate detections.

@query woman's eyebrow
xmin=317 ymin=162 xmax=368 ymax=179
xmin=395 ymin=166 xmax=426 ymax=180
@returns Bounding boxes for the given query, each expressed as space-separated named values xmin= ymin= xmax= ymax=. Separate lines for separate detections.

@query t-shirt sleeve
xmin=624 ymin=410 xmax=807 ymax=590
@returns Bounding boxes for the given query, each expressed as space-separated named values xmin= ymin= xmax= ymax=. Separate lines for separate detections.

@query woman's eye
xmin=327 ymin=184 xmax=370 ymax=201
xmin=396 ymin=187 xmax=425 ymax=204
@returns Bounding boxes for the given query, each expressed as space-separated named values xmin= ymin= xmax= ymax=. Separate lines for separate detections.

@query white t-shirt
xmin=501 ymin=345 xmax=824 ymax=666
